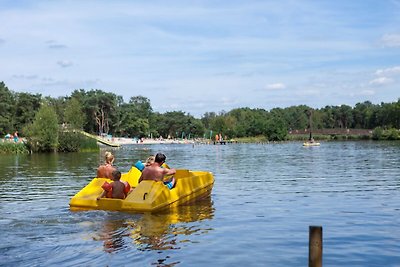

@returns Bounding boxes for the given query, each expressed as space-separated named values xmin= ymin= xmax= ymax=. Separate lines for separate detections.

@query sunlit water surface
xmin=0 ymin=141 xmax=399 ymax=266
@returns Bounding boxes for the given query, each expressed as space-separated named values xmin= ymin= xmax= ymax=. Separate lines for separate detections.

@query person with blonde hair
xmin=97 ymin=151 xmax=116 ymax=178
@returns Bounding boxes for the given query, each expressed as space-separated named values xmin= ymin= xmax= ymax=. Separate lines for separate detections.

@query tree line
xmin=1 ymin=81 xmax=399 ymax=144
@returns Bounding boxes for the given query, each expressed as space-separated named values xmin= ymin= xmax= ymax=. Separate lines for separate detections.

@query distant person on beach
xmin=138 ymin=153 xmax=176 ymax=189
xmin=13 ymin=131 xmax=19 ymax=142
xmin=97 ymin=170 xmax=127 ymax=200
xmin=97 ymin=151 xmax=116 ymax=178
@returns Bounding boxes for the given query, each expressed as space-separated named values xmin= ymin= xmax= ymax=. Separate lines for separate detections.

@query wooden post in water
xmin=309 ymin=226 xmax=323 ymax=267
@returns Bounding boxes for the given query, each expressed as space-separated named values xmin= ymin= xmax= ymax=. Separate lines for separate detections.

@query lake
xmin=0 ymin=141 xmax=399 ymax=266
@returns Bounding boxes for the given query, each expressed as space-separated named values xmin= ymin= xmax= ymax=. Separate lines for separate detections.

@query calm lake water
xmin=0 ymin=141 xmax=399 ymax=266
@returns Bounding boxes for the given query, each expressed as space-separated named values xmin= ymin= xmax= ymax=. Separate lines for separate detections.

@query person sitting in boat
xmin=145 ymin=155 xmax=155 ymax=167
xmin=138 ymin=153 xmax=176 ymax=189
xmin=97 ymin=170 xmax=129 ymax=200
xmin=97 ymin=151 xmax=116 ymax=179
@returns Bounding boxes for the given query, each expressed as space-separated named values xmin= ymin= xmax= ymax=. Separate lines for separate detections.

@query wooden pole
xmin=309 ymin=226 xmax=323 ymax=267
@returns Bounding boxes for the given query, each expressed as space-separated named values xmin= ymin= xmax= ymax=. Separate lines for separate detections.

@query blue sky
xmin=1 ymin=1 xmax=399 ymax=117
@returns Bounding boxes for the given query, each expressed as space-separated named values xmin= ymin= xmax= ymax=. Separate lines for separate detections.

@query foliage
xmin=234 ymin=135 xmax=269 ymax=143
xmin=1 ymin=80 xmax=400 ymax=147
xmin=71 ymin=89 xmax=119 ymax=134
xmin=385 ymin=128 xmax=400 ymax=140
xmin=58 ymin=131 xmax=98 ymax=152
xmin=117 ymin=96 xmax=152 ymax=137
xmin=0 ymin=82 xmax=15 ymax=135
xmin=24 ymin=104 xmax=59 ymax=152
xmin=64 ymin=97 xmax=85 ymax=129
xmin=154 ymin=111 xmax=204 ymax=139
xmin=14 ymin=92 xmax=42 ymax=135
xmin=265 ymin=114 xmax=288 ymax=141
xmin=372 ymin=127 xmax=383 ymax=140
xmin=0 ymin=141 xmax=29 ymax=154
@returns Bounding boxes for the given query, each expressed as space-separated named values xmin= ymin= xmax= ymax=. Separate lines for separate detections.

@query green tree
xmin=266 ymin=110 xmax=288 ymax=141
xmin=64 ymin=97 xmax=85 ymax=129
xmin=0 ymin=82 xmax=15 ymax=135
xmin=71 ymin=89 xmax=118 ymax=135
xmin=14 ymin=92 xmax=42 ymax=134
xmin=25 ymin=104 xmax=59 ymax=152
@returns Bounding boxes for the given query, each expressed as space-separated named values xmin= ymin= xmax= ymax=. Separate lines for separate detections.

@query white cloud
xmin=349 ymin=90 xmax=375 ymax=97
xmin=1 ymin=1 xmax=400 ymax=117
xmin=369 ymin=77 xmax=393 ymax=85
xmin=46 ymin=40 xmax=67 ymax=49
xmin=381 ymin=34 xmax=400 ymax=47
xmin=12 ymin=74 xmax=38 ymax=80
xmin=57 ymin=60 xmax=73 ymax=68
xmin=265 ymin=83 xmax=286 ymax=90
xmin=375 ymin=66 xmax=400 ymax=76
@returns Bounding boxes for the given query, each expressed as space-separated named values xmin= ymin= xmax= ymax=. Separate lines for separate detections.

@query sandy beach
xmin=107 ymin=137 xmax=197 ymax=145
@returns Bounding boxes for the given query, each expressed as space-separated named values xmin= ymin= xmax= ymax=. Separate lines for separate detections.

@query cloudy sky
xmin=1 ymin=1 xmax=400 ymax=117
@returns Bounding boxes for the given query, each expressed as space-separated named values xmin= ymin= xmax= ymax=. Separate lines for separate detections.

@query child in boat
xmin=97 ymin=151 xmax=116 ymax=179
xmin=97 ymin=170 xmax=128 ymax=200
xmin=145 ymin=156 xmax=155 ymax=167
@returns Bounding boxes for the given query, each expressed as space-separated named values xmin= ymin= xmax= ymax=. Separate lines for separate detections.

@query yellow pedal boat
xmin=69 ymin=166 xmax=214 ymax=212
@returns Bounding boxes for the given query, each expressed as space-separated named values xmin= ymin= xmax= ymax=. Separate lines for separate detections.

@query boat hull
xmin=303 ymin=142 xmax=321 ymax=146
xmin=69 ymin=167 xmax=214 ymax=212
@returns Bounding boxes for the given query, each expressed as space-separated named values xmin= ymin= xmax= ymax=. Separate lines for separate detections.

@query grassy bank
xmin=287 ymin=134 xmax=371 ymax=141
xmin=232 ymin=133 xmax=376 ymax=143
xmin=234 ymin=136 xmax=269 ymax=143
xmin=0 ymin=141 xmax=29 ymax=154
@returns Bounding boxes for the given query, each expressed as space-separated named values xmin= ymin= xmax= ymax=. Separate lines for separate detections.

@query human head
xmin=105 ymin=151 xmax=114 ymax=164
xmin=112 ymin=170 xmax=121 ymax=181
xmin=145 ymin=156 xmax=155 ymax=167
xmin=155 ymin=153 xmax=166 ymax=165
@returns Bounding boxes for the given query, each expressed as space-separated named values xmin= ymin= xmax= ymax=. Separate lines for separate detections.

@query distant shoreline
xmin=106 ymin=137 xmax=197 ymax=145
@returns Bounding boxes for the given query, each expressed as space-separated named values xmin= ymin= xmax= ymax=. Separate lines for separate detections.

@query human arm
xmin=163 ymin=168 xmax=176 ymax=176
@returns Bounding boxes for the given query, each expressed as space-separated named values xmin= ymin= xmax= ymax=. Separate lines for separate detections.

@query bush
xmin=58 ymin=131 xmax=82 ymax=152
xmin=0 ymin=141 xmax=29 ymax=154
xmin=24 ymin=104 xmax=59 ymax=152
xmin=385 ymin=128 xmax=400 ymax=140
xmin=58 ymin=131 xmax=98 ymax=152
xmin=372 ymin=127 xmax=400 ymax=140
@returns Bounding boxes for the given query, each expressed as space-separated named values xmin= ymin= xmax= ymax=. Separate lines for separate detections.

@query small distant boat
xmin=303 ymin=141 xmax=320 ymax=147
xmin=303 ymin=109 xmax=320 ymax=147
xmin=69 ymin=166 xmax=214 ymax=212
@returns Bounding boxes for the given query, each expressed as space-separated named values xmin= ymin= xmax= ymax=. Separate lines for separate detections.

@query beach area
xmin=107 ymin=137 xmax=199 ymax=145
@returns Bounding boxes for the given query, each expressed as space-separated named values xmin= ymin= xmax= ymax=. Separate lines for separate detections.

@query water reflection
xmin=94 ymin=218 xmax=130 ymax=253
xmin=92 ymin=195 xmax=214 ymax=255
xmin=129 ymin=195 xmax=214 ymax=251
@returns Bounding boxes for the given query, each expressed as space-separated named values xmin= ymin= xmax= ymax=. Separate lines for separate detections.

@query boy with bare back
xmin=97 ymin=170 xmax=127 ymax=200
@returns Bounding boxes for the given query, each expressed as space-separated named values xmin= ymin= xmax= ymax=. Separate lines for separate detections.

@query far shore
xmin=106 ymin=137 xmax=198 ymax=145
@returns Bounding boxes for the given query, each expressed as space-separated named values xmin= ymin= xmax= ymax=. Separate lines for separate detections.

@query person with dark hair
xmin=138 ymin=153 xmax=176 ymax=189
xmin=97 ymin=170 xmax=128 ymax=200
